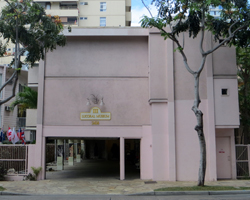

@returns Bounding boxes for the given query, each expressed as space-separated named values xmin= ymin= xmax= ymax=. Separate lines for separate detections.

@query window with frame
xmin=100 ymin=17 xmax=106 ymax=26
xmin=80 ymin=2 xmax=88 ymax=5
xmin=80 ymin=17 xmax=88 ymax=20
xmin=100 ymin=2 xmax=106 ymax=11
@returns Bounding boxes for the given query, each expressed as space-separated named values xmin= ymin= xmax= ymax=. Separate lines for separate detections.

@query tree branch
xmin=200 ymin=7 xmax=205 ymax=55
xmin=204 ymin=21 xmax=249 ymax=55
xmin=0 ymin=70 xmax=17 ymax=93
xmin=141 ymin=0 xmax=153 ymax=18
xmin=0 ymin=73 xmax=18 ymax=105
xmin=172 ymin=34 xmax=195 ymax=74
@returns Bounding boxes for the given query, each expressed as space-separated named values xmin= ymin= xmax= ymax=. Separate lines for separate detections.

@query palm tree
xmin=10 ymin=86 xmax=37 ymax=117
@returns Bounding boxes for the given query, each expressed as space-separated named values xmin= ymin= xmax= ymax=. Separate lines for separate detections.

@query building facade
xmin=33 ymin=0 xmax=131 ymax=27
xmin=27 ymin=27 xmax=239 ymax=181
xmin=0 ymin=66 xmax=28 ymax=133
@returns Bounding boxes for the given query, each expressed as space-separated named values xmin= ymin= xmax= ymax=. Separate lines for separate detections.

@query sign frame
xmin=80 ymin=107 xmax=111 ymax=121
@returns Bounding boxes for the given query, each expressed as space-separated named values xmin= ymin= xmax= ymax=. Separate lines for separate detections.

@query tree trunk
xmin=192 ymin=73 xmax=206 ymax=186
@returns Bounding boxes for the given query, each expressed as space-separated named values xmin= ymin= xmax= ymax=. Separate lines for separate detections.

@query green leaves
xmin=174 ymin=46 xmax=184 ymax=52
xmin=140 ymin=0 xmax=250 ymax=45
xmin=0 ymin=0 xmax=66 ymax=67
xmin=10 ymin=86 xmax=38 ymax=116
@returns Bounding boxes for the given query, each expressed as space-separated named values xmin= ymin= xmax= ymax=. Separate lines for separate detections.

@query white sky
xmin=131 ymin=0 xmax=158 ymax=26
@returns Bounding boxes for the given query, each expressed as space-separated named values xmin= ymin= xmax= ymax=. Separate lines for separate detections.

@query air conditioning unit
xmin=5 ymin=106 xmax=11 ymax=111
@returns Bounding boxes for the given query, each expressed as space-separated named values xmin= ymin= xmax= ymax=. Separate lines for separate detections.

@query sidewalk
xmin=1 ymin=160 xmax=250 ymax=195
xmin=2 ymin=178 xmax=250 ymax=195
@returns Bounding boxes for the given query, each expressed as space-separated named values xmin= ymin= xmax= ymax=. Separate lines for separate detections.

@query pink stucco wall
xmin=29 ymin=28 xmax=239 ymax=181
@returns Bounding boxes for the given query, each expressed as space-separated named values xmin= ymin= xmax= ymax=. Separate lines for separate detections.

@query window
xmin=100 ymin=17 xmax=106 ymax=26
xmin=19 ymin=84 xmax=25 ymax=93
xmin=100 ymin=2 xmax=106 ymax=11
xmin=222 ymin=88 xmax=229 ymax=96
xmin=214 ymin=11 xmax=216 ymax=15
xmin=80 ymin=2 xmax=88 ymax=5
xmin=30 ymin=130 xmax=36 ymax=143
xmin=80 ymin=17 xmax=88 ymax=20
xmin=46 ymin=2 xmax=51 ymax=10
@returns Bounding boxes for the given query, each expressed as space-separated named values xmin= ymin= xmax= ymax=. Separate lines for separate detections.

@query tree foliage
xmin=140 ymin=0 xmax=250 ymax=186
xmin=141 ymin=0 xmax=250 ymax=46
xmin=10 ymin=86 xmax=37 ymax=116
xmin=237 ymin=47 xmax=250 ymax=144
xmin=0 ymin=0 xmax=66 ymax=105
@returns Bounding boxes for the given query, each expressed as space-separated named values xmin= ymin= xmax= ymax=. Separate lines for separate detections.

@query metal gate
xmin=0 ymin=145 xmax=28 ymax=175
xmin=235 ymin=144 xmax=249 ymax=178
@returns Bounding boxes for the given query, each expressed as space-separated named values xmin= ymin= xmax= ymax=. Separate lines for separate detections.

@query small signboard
xmin=80 ymin=107 xmax=111 ymax=121
xmin=219 ymin=149 xmax=225 ymax=153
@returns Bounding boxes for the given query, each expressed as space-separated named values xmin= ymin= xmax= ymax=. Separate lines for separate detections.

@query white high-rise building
xmin=34 ymin=0 xmax=131 ymax=27
xmin=209 ymin=5 xmax=223 ymax=18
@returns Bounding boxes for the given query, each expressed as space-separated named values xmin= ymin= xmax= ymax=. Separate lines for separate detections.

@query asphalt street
xmin=1 ymin=195 xmax=250 ymax=200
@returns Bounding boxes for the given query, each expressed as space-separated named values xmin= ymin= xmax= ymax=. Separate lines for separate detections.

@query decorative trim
xmin=25 ymin=127 xmax=37 ymax=131
xmin=213 ymin=75 xmax=237 ymax=79
xmin=215 ymin=125 xmax=239 ymax=129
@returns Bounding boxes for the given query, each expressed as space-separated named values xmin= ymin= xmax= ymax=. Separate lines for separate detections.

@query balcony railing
xmin=16 ymin=117 xmax=26 ymax=128
xmin=45 ymin=9 xmax=78 ymax=17
xmin=60 ymin=6 xmax=77 ymax=9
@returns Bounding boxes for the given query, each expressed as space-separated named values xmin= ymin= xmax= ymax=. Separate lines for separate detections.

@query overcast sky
xmin=131 ymin=0 xmax=158 ymax=26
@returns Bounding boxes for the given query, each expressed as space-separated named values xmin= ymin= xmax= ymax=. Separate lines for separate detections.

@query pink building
xmin=27 ymin=27 xmax=239 ymax=181
xmin=0 ymin=66 xmax=28 ymax=133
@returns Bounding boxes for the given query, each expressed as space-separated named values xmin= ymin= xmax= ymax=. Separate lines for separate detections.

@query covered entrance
xmin=45 ymin=137 xmax=140 ymax=180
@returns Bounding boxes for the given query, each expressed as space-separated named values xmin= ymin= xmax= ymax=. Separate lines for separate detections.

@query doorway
xmin=124 ymin=139 xmax=140 ymax=179
xmin=216 ymin=136 xmax=232 ymax=179
xmin=45 ymin=137 xmax=121 ymax=180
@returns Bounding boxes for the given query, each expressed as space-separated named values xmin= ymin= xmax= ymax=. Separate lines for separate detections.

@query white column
xmin=68 ymin=139 xmax=74 ymax=166
xmin=57 ymin=139 xmax=64 ymax=170
xmin=120 ymin=137 xmax=125 ymax=180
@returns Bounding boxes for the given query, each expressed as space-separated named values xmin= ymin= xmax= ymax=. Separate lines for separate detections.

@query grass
xmin=0 ymin=186 xmax=5 ymax=191
xmin=155 ymin=186 xmax=250 ymax=191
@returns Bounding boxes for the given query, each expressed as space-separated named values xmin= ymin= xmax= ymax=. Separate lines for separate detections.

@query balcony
xmin=28 ymin=66 xmax=39 ymax=88
xmin=125 ymin=0 xmax=131 ymax=6
xmin=126 ymin=12 xmax=131 ymax=21
xmin=26 ymin=109 xmax=37 ymax=130
xmin=45 ymin=9 xmax=78 ymax=17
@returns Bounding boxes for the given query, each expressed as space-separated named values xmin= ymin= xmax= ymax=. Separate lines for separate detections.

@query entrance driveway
xmin=46 ymin=159 xmax=140 ymax=180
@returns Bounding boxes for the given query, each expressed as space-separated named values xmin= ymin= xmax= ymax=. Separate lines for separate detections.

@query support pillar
xmin=120 ymin=137 xmax=125 ymax=180
xmin=57 ymin=139 xmax=64 ymax=170
xmin=76 ymin=140 xmax=81 ymax=162
xmin=54 ymin=140 xmax=57 ymax=164
xmin=81 ymin=140 xmax=85 ymax=159
xmin=68 ymin=139 xmax=74 ymax=166
xmin=64 ymin=140 xmax=66 ymax=161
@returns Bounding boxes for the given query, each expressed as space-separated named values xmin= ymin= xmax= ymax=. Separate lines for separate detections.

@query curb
xmin=128 ymin=191 xmax=155 ymax=196
xmin=154 ymin=191 xmax=209 ymax=196
xmin=209 ymin=190 xmax=250 ymax=195
xmin=1 ymin=190 xmax=250 ymax=196
xmin=0 ymin=191 xmax=30 ymax=196
xmin=131 ymin=190 xmax=250 ymax=196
